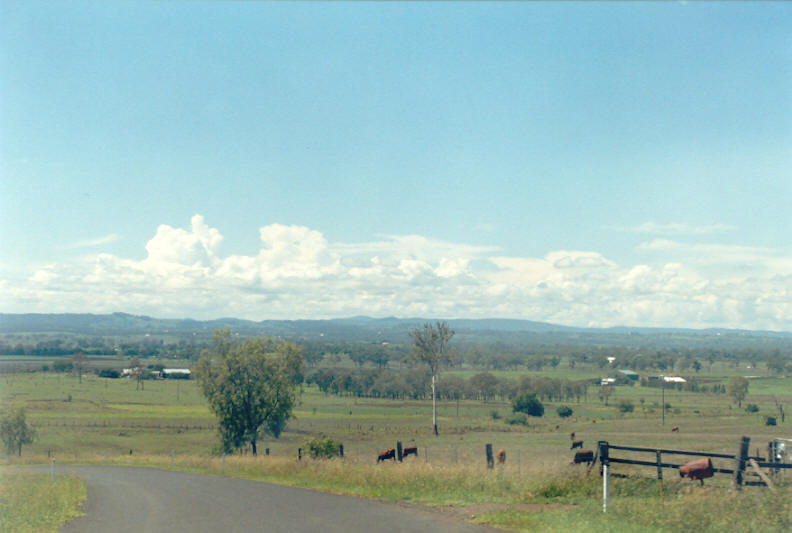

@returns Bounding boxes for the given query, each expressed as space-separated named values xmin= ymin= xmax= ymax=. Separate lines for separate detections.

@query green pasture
xmin=1 ymin=370 xmax=791 ymax=532
xmin=2 ymin=371 xmax=790 ymax=464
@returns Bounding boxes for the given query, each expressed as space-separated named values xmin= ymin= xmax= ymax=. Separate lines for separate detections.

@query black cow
xmin=571 ymin=439 xmax=583 ymax=450
xmin=377 ymin=448 xmax=396 ymax=463
xmin=572 ymin=450 xmax=594 ymax=465
xmin=402 ymin=446 xmax=418 ymax=458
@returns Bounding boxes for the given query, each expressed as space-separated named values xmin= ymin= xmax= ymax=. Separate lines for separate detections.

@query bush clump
xmin=504 ymin=413 xmax=528 ymax=425
xmin=304 ymin=436 xmax=343 ymax=459
xmin=98 ymin=368 xmax=120 ymax=378
xmin=512 ymin=392 xmax=544 ymax=417
xmin=556 ymin=405 xmax=574 ymax=418
xmin=618 ymin=399 xmax=634 ymax=413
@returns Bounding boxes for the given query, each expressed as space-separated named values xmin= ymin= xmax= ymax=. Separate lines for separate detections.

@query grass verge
xmin=0 ymin=471 xmax=86 ymax=533
xmin=4 ymin=454 xmax=791 ymax=532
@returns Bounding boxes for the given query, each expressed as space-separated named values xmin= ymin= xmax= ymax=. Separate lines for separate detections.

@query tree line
xmin=4 ymin=336 xmax=790 ymax=375
xmin=306 ymin=367 xmax=590 ymax=403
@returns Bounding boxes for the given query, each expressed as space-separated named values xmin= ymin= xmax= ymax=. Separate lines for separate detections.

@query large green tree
xmin=1 ymin=408 xmax=36 ymax=456
xmin=195 ymin=329 xmax=303 ymax=455
xmin=409 ymin=321 xmax=454 ymax=436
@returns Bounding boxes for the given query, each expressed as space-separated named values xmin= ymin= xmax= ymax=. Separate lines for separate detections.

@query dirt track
xmin=48 ymin=466 xmax=495 ymax=532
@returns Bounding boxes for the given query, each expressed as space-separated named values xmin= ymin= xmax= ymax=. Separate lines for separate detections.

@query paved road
xmin=49 ymin=466 xmax=492 ymax=533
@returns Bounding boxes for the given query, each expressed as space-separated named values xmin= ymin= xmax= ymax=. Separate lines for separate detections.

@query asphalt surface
xmin=45 ymin=466 xmax=492 ymax=533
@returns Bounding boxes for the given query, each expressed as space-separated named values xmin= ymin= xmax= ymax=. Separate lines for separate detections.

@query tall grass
xmin=480 ymin=485 xmax=792 ymax=533
xmin=0 ymin=471 xmax=86 ymax=533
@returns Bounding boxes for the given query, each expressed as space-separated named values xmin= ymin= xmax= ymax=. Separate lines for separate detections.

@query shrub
xmin=490 ymin=410 xmax=502 ymax=420
xmin=504 ymin=413 xmax=528 ymax=425
xmin=556 ymin=405 xmax=573 ymax=418
xmin=304 ymin=436 xmax=342 ymax=459
xmin=745 ymin=404 xmax=759 ymax=413
xmin=512 ymin=392 xmax=544 ymax=417
xmin=98 ymin=368 xmax=120 ymax=378
xmin=618 ymin=399 xmax=634 ymax=413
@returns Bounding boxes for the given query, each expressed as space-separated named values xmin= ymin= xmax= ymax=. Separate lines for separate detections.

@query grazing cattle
xmin=570 ymin=432 xmax=576 ymax=441
xmin=402 ymin=446 xmax=418 ymax=458
xmin=496 ymin=449 xmax=506 ymax=464
xmin=571 ymin=439 xmax=583 ymax=450
xmin=572 ymin=450 xmax=594 ymax=465
xmin=671 ymin=426 xmax=679 ymax=433
xmin=679 ymin=458 xmax=714 ymax=485
xmin=377 ymin=448 xmax=396 ymax=463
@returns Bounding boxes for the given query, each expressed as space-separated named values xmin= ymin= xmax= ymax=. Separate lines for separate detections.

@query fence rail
xmin=598 ymin=436 xmax=791 ymax=513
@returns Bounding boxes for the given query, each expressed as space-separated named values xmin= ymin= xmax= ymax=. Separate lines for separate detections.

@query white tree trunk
xmin=432 ymin=373 xmax=438 ymax=435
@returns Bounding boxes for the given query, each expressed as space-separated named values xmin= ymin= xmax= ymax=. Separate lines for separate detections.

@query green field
xmin=1 ymin=369 xmax=791 ymax=531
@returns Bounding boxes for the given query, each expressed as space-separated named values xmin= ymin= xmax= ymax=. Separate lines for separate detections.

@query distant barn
xmin=161 ymin=368 xmax=191 ymax=379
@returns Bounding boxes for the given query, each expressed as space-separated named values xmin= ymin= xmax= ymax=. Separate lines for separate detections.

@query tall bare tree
xmin=71 ymin=352 xmax=87 ymax=384
xmin=129 ymin=357 xmax=145 ymax=390
xmin=409 ymin=321 xmax=454 ymax=436
xmin=727 ymin=376 xmax=749 ymax=408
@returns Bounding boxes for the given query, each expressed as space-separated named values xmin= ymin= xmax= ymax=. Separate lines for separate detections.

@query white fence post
xmin=602 ymin=463 xmax=610 ymax=513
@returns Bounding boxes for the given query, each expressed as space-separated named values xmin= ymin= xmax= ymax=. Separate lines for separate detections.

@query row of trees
xmin=4 ymin=336 xmax=791 ymax=375
xmin=305 ymin=368 xmax=590 ymax=404
xmin=0 ymin=338 xmax=203 ymax=359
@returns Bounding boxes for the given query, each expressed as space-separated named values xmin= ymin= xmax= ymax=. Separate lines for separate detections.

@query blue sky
xmin=2 ymin=2 xmax=790 ymax=330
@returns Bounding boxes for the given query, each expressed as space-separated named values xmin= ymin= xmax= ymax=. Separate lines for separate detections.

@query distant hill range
xmin=1 ymin=313 xmax=791 ymax=348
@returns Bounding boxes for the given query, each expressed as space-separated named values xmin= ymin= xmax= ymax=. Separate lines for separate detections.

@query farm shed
xmin=160 ymin=368 xmax=191 ymax=379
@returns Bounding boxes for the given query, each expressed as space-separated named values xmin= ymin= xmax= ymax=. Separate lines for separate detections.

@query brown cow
xmin=496 ymin=449 xmax=506 ymax=464
xmin=679 ymin=458 xmax=713 ymax=485
xmin=671 ymin=426 xmax=679 ymax=433
xmin=377 ymin=448 xmax=396 ymax=463
xmin=402 ymin=446 xmax=418 ymax=458
xmin=571 ymin=439 xmax=583 ymax=450
xmin=572 ymin=450 xmax=594 ymax=465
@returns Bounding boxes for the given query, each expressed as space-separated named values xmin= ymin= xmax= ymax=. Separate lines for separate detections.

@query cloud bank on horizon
xmin=4 ymin=215 xmax=790 ymax=332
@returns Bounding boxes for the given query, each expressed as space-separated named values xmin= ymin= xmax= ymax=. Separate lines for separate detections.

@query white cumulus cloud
xmin=2 ymin=215 xmax=792 ymax=331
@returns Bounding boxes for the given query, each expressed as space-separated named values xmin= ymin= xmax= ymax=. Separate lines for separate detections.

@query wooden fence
xmin=598 ymin=436 xmax=792 ymax=512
